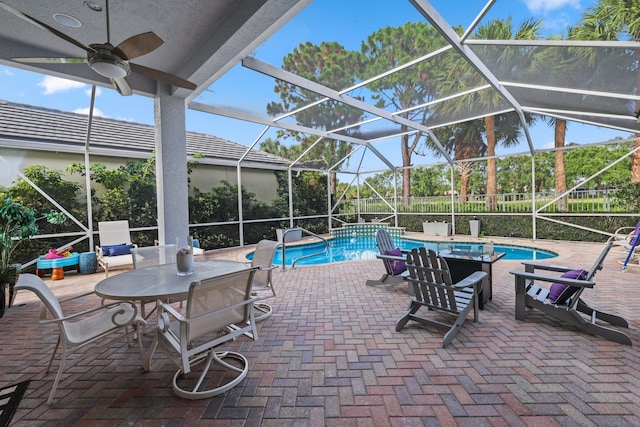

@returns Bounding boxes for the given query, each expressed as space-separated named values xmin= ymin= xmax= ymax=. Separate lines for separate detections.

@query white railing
xmin=342 ymin=189 xmax=625 ymax=215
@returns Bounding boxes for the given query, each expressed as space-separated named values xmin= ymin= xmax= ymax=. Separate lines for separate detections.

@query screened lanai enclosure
xmin=1 ymin=0 xmax=639 ymax=259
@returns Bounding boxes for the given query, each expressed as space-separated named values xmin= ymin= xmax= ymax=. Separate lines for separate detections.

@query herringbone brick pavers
xmin=2 ymin=237 xmax=640 ymax=426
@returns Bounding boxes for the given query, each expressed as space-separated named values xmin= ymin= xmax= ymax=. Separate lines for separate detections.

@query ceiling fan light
xmin=88 ymin=52 xmax=130 ymax=78
xmin=52 ymin=13 xmax=82 ymax=28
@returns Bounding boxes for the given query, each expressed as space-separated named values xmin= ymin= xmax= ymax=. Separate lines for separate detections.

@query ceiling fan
xmin=0 ymin=0 xmax=196 ymax=96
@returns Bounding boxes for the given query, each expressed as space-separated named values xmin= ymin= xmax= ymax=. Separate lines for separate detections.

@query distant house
xmin=0 ymin=100 xmax=288 ymax=201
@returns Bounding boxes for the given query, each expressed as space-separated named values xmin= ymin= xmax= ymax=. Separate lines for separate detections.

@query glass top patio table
xmin=94 ymin=259 xmax=249 ymax=301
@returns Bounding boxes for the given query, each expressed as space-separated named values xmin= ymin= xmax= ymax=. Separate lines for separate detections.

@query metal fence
xmin=341 ymin=189 xmax=626 ymax=215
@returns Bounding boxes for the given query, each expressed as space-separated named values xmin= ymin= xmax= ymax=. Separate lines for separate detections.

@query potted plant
xmin=0 ymin=197 xmax=66 ymax=317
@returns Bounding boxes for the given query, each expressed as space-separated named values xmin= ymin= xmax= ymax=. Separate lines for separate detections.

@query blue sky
xmin=0 ymin=0 xmax=628 ymax=170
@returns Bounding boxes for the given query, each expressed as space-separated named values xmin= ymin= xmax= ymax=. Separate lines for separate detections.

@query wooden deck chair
xmin=96 ymin=220 xmax=136 ymax=277
xmin=510 ymin=241 xmax=632 ymax=345
xmin=396 ymin=247 xmax=486 ymax=348
xmin=366 ymin=228 xmax=412 ymax=293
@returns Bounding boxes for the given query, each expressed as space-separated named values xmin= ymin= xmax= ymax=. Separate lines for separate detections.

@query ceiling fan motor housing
xmin=88 ymin=46 xmax=130 ymax=79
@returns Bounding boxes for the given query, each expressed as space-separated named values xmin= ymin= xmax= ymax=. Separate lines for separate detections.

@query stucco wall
xmin=0 ymin=148 xmax=279 ymax=203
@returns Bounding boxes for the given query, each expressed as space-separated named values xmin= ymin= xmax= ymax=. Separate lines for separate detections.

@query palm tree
xmin=572 ymin=0 xmax=640 ymax=182
xmin=520 ymin=32 xmax=585 ymax=211
xmin=471 ymin=17 xmax=542 ymax=210
xmin=433 ymin=120 xmax=485 ymax=202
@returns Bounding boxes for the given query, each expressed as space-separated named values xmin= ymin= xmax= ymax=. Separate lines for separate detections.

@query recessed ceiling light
xmin=84 ymin=2 xmax=103 ymax=12
xmin=53 ymin=13 xmax=81 ymax=28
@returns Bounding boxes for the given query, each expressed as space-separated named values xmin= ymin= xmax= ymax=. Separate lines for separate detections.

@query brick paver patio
xmin=2 ymin=236 xmax=640 ymax=426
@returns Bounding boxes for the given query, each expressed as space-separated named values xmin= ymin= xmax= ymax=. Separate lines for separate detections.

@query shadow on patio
xmin=2 ymin=237 xmax=640 ymax=425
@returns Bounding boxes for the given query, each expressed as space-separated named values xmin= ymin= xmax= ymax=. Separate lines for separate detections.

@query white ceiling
xmin=0 ymin=0 xmax=311 ymax=99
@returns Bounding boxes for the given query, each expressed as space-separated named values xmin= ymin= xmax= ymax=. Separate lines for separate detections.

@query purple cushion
xmin=103 ymin=243 xmax=133 ymax=256
xmin=549 ymin=269 xmax=586 ymax=304
xmin=384 ymin=248 xmax=407 ymax=275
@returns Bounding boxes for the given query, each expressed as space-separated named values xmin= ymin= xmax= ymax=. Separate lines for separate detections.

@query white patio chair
xmin=131 ymin=244 xmax=177 ymax=269
xmin=130 ymin=244 xmax=178 ymax=319
xmin=153 ymin=268 xmax=259 ymax=399
xmin=14 ymin=273 xmax=145 ymax=405
xmin=248 ymin=239 xmax=279 ymax=321
xmin=96 ymin=220 xmax=137 ymax=277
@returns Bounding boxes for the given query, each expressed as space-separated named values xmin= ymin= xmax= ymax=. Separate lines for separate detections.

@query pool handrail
xmin=281 ymin=228 xmax=328 ymax=271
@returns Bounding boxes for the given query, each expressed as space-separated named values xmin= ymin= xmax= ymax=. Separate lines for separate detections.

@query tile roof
xmin=0 ymin=100 xmax=288 ymax=167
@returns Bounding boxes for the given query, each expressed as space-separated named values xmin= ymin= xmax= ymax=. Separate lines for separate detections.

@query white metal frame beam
xmin=410 ymin=0 xmax=536 ymax=154
xmin=242 ymin=56 xmax=454 ymax=165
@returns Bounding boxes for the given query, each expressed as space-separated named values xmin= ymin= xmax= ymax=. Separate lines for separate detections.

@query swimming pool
xmin=249 ymin=236 xmax=557 ymax=266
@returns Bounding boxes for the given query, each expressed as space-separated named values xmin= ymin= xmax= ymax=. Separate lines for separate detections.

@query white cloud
xmin=38 ymin=75 xmax=86 ymax=95
xmin=114 ymin=116 xmax=136 ymax=122
xmin=522 ymin=0 xmax=581 ymax=14
xmin=0 ymin=68 xmax=13 ymax=76
xmin=73 ymin=107 xmax=106 ymax=117
xmin=542 ymin=140 xmax=555 ymax=149
xmin=84 ymin=86 xmax=102 ymax=97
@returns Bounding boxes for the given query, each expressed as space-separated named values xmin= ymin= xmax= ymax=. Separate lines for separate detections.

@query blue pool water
xmin=250 ymin=236 xmax=557 ymax=266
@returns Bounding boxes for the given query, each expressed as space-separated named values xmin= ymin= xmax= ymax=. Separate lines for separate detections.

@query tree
xmin=471 ymin=17 xmax=542 ymax=210
xmin=497 ymin=155 xmax=533 ymax=194
xmin=4 ymin=165 xmax=82 ymax=234
xmin=411 ymin=166 xmax=448 ymax=196
xmin=266 ymin=41 xmax=363 ymax=194
xmin=564 ymin=143 xmax=632 ymax=188
xmin=433 ymin=120 xmax=486 ymax=201
xmin=361 ymin=171 xmax=396 ymax=198
xmin=572 ymin=0 xmax=640 ymax=182
xmin=359 ymin=22 xmax=454 ymax=204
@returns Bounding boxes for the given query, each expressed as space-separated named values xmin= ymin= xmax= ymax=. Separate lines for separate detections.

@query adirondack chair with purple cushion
xmin=365 ymin=228 xmax=411 ymax=293
xmin=510 ymin=241 xmax=631 ymax=345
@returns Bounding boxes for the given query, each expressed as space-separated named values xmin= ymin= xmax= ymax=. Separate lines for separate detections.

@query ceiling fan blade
xmin=115 ymin=32 xmax=164 ymax=60
xmin=0 ymin=2 xmax=94 ymax=54
xmin=130 ymin=63 xmax=196 ymax=90
xmin=111 ymin=77 xmax=132 ymax=96
xmin=13 ymin=57 xmax=87 ymax=64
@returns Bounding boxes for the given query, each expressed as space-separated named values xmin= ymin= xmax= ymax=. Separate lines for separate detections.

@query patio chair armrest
xmin=612 ymin=226 xmax=635 ymax=236
xmin=59 ymin=290 xmax=96 ymax=303
xmin=452 ymin=271 xmax=487 ymax=289
xmin=520 ymin=261 xmax=576 ymax=274
xmin=39 ymin=290 xmax=99 ymax=320
xmin=375 ymin=253 xmax=406 ymax=263
xmin=256 ymin=264 xmax=278 ymax=272
xmin=157 ymin=300 xmax=185 ymax=321
xmin=40 ymin=300 xmax=139 ymax=324
xmin=509 ymin=270 xmax=595 ymax=288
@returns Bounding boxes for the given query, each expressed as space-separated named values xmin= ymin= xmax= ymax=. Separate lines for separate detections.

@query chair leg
xmin=172 ymin=350 xmax=249 ymax=399
xmin=395 ymin=300 xmax=421 ymax=332
xmin=46 ymin=336 xmax=61 ymax=374
xmin=253 ymin=302 xmax=273 ymax=322
xmin=576 ymin=299 xmax=629 ymax=328
xmin=47 ymin=349 xmax=66 ymax=405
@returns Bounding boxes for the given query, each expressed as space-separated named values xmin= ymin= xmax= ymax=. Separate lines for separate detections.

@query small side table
xmin=79 ymin=252 xmax=98 ymax=274
xmin=36 ymin=253 xmax=80 ymax=280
